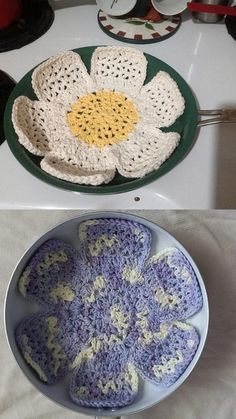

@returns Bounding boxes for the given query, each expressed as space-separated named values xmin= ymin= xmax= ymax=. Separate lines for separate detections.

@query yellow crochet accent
xmin=22 ymin=335 xmax=48 ymax=382
xmin=36 ymin=250 xmax=68 ymax=275
xmin=76 ymin=386 xmax=88 ymax=398
xmin=152 ymin=350 xmax=183 ymax=379
xmin=122 ymin=266 xmax=144 ymax=284
xmin=88 ymin=234 xmax=119 ymax=257
xmin=67 ymin=90 xmax=139 ymax=148
xmin=155 ymin=287 xmax=180 ymax=309
xmin=18 ymin=266 xmax=32 ymax=297
xmin=71 ymin=338 xmax=102 ymax=369
xmin=46 ymin=317 xmax=66 ymax=375
xmin=125 ymin=363 xmax=139 ymax=391
xmin=83 ymin=275 xmax=106 ymax=304
xmin=110 ymin=304 xmax=129 ymax=333
xmin=50 ymin=283 xmax=75 ymax=303
xmin=98 ymin=380 xmax=118 ymax=395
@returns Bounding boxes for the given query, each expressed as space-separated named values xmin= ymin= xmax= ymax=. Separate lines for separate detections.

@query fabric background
xmin=1 ymin=210 xmax=236 ymax=419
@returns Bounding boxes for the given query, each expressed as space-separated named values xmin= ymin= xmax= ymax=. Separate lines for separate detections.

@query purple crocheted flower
xmin=16 ymin=218 xmax=203 ymax=408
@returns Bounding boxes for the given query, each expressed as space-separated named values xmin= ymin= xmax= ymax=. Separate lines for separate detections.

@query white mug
xmin=151 ymin=0 xmax=187 ymax=15
xmin=96 ymin=0 xmax=138 ymax=16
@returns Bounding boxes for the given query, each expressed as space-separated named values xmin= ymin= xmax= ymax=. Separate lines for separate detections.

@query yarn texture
xmin=16 ymin=218 xmax=202 ymax=408
xmin=12 ymin=46 xmax=185 ymax=185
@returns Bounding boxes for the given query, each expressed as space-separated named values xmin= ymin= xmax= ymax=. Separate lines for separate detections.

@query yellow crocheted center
xmin=66 ymin=90 xmax=139 ymax=148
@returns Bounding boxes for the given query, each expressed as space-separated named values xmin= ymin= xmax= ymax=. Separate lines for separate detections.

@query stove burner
xmin=0 ymin=0 xmax=54 ymax=53
xmin=0 ymin=71 xmax=16 ymax=144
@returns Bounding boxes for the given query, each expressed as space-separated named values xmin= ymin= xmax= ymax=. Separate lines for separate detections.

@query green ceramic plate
xmin=4 ymin=46 xmax=198 ymax=195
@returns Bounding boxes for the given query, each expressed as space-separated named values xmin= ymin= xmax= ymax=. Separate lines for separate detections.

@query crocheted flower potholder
xmin=16 ymin=218 xmax=203 ymax=408
xmin=12 ymin=46 xmax=185 ymax=186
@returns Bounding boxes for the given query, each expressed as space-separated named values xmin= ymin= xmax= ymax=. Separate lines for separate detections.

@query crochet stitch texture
xmin=12 ymin=46 xmax=185 ymax=185
xmin=16 ymin=218 xmax=202 ymax=408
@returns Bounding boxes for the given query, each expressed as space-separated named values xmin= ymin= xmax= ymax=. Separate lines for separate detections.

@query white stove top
xmin=1 ymin=4 xmax=236 ymax=209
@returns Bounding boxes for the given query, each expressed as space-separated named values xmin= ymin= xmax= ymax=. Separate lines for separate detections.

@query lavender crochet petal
xmin=16 ymin=311 xmax=70 ymax=384
xmin=70 ymin=348 xmax=138 ymax=407
xmin=132 ymin=322 xmax=200 ymax=387
xmin=143 ymin=248 xmax=203 ymax=321
xmin=77 ymin=218 xmax=152 ymax=269
xmin=18 ymin=239 xmax=80 ymax=306
xmin=75 ymin=261 xmax=148 ymax=345
xmin=67 ymin=268 xmax=135 ymax=349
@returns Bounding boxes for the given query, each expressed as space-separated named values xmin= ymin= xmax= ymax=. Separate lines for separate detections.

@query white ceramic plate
xmin=96 ymin=0 xmax=137 ymax=16
xmin=4 ymin=212 xmax=209 ymax=417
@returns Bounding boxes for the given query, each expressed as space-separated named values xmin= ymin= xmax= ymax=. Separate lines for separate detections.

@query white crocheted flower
xmin=12 ymin=46 xmax=185 ymax=185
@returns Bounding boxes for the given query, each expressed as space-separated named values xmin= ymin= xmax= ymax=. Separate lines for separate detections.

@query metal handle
xmin=197 ymin=109 xmax=236 ymax=126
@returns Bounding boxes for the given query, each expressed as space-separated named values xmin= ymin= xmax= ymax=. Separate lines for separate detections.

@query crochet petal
xmin=41 ymin=154 xmax=115 ymax=185
xmin=40 ymin=134 xmax=116 ymax=185
xmin=16 ymin=311 xmax=71 ymax=384
xmin=70 ymin=349 xmax=139 ymax=407
xmin=112 ymin=124 xmax=180 ymax=178
xmin=77 ymin=218 xmax=152 ymax=267
xmin=32 ymin=51 xmax=95 ymax=106
xmin=133 ymin=321 xmax=200 ymax=387
xmin=18 ymin=239 xmax=79 ymax=306
xmin=66 ymin=261 xmax=140 ymax=346
xmin=90 ymin=46 xmax=147 ymax=97
xmin=144 ymin=247 xmax=203 ymax=321
xmin=138 ymin=71 xmax=185 ymax=128
xmin=12 ymin=97 xmax=68 ymax=156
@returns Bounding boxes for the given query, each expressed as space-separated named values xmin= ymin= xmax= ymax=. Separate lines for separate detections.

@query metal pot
xmin=4 ymin=212 xmax=209 ymax=419
xmin=192 ymin=0 xmax=231 ymax=22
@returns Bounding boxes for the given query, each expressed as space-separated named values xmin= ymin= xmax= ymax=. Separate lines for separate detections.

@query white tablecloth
xmin=1 ymin=210 xmax=236 ymax=419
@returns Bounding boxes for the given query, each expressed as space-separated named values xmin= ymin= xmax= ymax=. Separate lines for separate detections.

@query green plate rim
xmin=4 ymin=45 xmax=198 ymax=195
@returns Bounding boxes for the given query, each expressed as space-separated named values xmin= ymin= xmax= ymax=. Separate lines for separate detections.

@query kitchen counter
xmin=0 ymin=4 xmax=236 ymax=209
